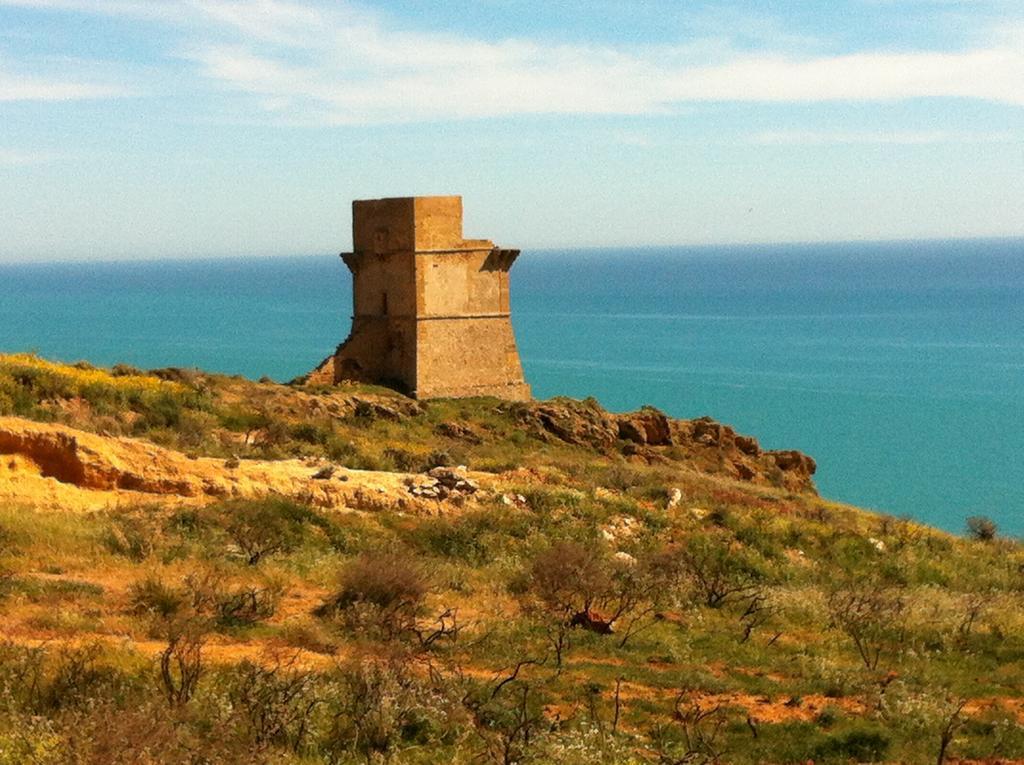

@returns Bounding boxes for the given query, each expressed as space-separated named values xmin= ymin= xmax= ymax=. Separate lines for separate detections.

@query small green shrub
xmin=320 ymin=434 xmax=354 ymax=460
xmin=127 ymin=575 xmax=187 ymax=619
xmin=812 ymin=726 xmax=891 ymax=763
xmin=966 ymin=515 xmax=998 ymax=542
xmin=383 ymin=447 xmax=419 ymax=471
xmin=103 ymin=512 xmax=164 ymax=561
xmin=211 ymin=496 xmax=326 ymax=565
xmin=290 ymin=422 xmax=331 ymax=445
xmin=678 ymin=530 xmax=767 ymax=608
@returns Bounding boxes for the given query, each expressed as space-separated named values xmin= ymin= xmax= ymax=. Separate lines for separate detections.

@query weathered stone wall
xmin=309 ymin=196 xmax=531 ymax=400
xmin=416 ymin=314 xmax=529 ymax=399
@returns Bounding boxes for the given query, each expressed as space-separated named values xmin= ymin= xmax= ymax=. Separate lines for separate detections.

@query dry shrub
xmin=0 ymin=640 xmax=47 ymax=710
xmin=185 ymin=570 xmax=283 ymax=626
xmin=827 ymin=582 xmax=908 ymax=670
xmin=216 ymin=496 xmax=324 ymax=565
xmin=527 ymin=541 xmax=610 ymax=622
xmin=158 ymin=621 xmax=205 ymax=707
xmin=317 ymin=551 xmax=429 ymax=639
xmin=464 ymin=666 xmax=548 ymax=765
xmin=316 ymin=551 xmax=459 ymax=647
xmin=651 ymin=694 xmax=730 ymax=765
xmin=58 ymin=699 xmax=254 ymax=765
xmin=277 ymin=621 xmax=338 ymax=655
xmin=677 ymin=532 xmax=765 ymax=608
xmin=327 ymin=656 xmax=460 ymax=761
xmin=0 ymin=641 xmax=125 ymax=715
xmin=129 ymin=571 xmax=282 ymax=629
xmin=966 ymin=515 xmax=998 ymax=542
xmin=127 ymin=575 xmax=187 ymax=619
xmin=522 ymin=540 xmax=683 ymax=665
xmin=104 ymin=510 xmax=164 ymax=561
xmin=227 ymin=656 xmax=320 ymax=753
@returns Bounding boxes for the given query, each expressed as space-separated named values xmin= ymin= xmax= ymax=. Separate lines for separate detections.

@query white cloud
xmin=3 ymin=0 xmax=1024 ymax=121
xmin=662 ymin=49 xmax=1024 ymax=104
xmin=174 ymin=1 xmax=1024 ymax=124
xmin=0 ymin=0 xmax=182 ymax=22
xmin=749 ymin=129 xmax=1018 ymax=145
xmin=0 ymin=68 xmax=129 ymax=100
xmin=0 ymin=148 xmax=59 ymax=164
xmin=184 ymin=40 xmax=1024 ymax=124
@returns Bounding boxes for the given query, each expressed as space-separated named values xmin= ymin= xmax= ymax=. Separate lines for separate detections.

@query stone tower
xmin=308 ymin=196 xmax=531 ymax=400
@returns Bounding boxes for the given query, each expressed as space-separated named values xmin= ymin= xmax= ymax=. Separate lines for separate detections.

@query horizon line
xmin=1 ymin=233 xmax=1022 ymax=268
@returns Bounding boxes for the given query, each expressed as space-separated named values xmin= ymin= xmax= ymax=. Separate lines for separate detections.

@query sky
xmin=1 ymin=0 xmax=1023 ymax=261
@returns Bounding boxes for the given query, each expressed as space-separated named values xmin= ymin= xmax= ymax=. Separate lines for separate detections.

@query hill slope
xmin=0 ymin=353 xmax=1021 ymax=765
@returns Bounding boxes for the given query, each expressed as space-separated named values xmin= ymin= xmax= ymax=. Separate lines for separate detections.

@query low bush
xmin=678 ymin=530 xmax=767 ymax=608
xmin=103 ymin=511 xmax=164 ymax=561
xmin=404 ymin=508 xmax=534 ymax=564
xmin=812 ymin=726 xmax=891 ymax=763
xmin=826 ymin=581 xmax=908 ymax=670
xmin=326 ymin=657 xmax=459 ymax=761
xmin=966 ymin=515 xmax=998 ymax=542
xmin=210 ymin=496 xmax=332 ymax=565
xmin=184 ymin=570 xmax=283 ymax=627
xmin=226 ymin=658 xmax=321 ymax=753
xmin=316 ymin=551 xmax=458 ymax=646
xmin=127 ymin=575 xmax=186 ymax=619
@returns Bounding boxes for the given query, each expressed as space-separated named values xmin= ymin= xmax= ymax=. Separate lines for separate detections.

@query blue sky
xmin=1 ymin=0 xmax=1022 ymax=260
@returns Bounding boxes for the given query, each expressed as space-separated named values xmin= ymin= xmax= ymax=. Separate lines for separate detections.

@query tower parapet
xmin=308 ymin=196 xmax=531 ymax=400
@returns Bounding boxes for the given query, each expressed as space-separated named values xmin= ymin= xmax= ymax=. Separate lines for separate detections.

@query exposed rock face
xmin=769 ymin=450 xmax=817 ymax=483
xmin=0 ymin=417 xmax=482 ymax=513
xmin=0 ymin=420 xmax=197 ymax=495
xmin=434 ymin=421 xmax=482 ymax=444
xmin=523 ymin=397 xmax=620 ymax=449
xmin=617 ymin=406 xmax=673 ymax=446
xmin=518 ymin=404 xmax=817 ymax=493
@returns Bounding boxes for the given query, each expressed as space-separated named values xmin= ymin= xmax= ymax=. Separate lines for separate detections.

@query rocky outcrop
xmin=768 ymin=450 xmax=817 ymax=484
xmin=0 ymin=419 xmax=198 ymax=495
xmin=434 ymin=421 xmax=482 ymax=444
xmin=617 ymin=406 xmax=673 ymax=446
xmin=521 ymin=397 xmax=620 ymax=449
xmin=213 ymin=374 xmax=424 ymax=427
xmin=405 ymin=466 xmax=480 ymax=501
xmin=518 ymin=404 xmax=817 ymax=494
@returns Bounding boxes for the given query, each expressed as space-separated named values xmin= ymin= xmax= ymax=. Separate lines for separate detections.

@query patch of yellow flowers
xmin=0 ymin=353 xmax=185 ymax=393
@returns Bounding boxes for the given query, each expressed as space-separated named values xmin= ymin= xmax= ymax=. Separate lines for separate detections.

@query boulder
xmin=616 ymin=406 xmax=673 ymax=446
xmin=523 ymin=397 xmax=619 ymax=450
xmin=613 ymin=551 xmax=638 ymax=567
xmin=769 ymin=450 xmax=817 ymax=477
xmin=408 ymin=466 xmax=481 ymax=501
xmin=734 ymin=434 xmax=761 ymax=456
xmin=689 ymin=416 xmax=737 ymax=448
xmin=434 ymin=421 xmax=482 ymax=444
xmin=667 ymin=487 xmax=683 ymax=509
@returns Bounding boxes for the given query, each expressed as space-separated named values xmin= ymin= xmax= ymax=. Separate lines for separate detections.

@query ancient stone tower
xmin=308 ymin=196 xmax=531 ymax=400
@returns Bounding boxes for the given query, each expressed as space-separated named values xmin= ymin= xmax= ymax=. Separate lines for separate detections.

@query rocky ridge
xmin=518 ymin=398 xmax=816 ymax=493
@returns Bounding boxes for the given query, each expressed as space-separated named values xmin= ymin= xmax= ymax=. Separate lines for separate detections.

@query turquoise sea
xmin=1 ymin=239 xmax=1022 ymax=535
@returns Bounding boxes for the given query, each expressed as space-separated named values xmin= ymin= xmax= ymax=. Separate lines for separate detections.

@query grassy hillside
xmin=0 ymin=354 xmax=1022 ymax=764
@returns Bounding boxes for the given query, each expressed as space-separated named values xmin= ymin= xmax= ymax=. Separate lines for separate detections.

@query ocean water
xmin=1 ymin=239 xmax=1022 ymax=535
